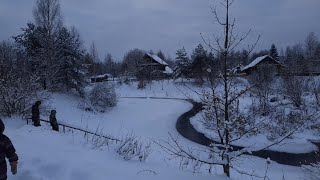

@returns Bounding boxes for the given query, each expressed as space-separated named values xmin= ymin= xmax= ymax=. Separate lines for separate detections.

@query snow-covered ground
xmin=1 ymin=80 xmax=311 ymax=179
xmin=47 ymin=93 xmax=192 ymax=139
xmin=115 ymin=80 xmax=205 ymax=100
xmin=4 ymin=119 xmax=227 ymax=180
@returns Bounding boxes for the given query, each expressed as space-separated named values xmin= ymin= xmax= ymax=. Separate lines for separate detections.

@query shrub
xmin=117 ymin=133 xmax=152 ymax=162
xmin=266 ymin=108 xmax=303 ymax=140
xmin=88 ymin=83 xmax=117 ymax=112
xmin=303 ymin=163 xmax=320 ymax=180
xmin=0 ymin=74 xmax=39 ymax=117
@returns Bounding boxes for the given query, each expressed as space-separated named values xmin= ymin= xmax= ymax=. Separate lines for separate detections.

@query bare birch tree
xmin=155 ymin=0 xmax=309 ymax=178
xmin=32 ymin=0 xmax=63 ymax=89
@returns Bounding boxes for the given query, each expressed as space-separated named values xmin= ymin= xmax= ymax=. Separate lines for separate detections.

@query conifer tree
xmin=173 ymin=47 xmax=191 ymax=80
xmin=191 ymin=44 xmax=208 ymax=83
xmin=269 ymin=44 xmax=279 ymax=60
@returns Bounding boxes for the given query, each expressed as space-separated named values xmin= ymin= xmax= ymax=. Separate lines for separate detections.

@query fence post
xmin=63 ymin=125 xmax=65 ymax=133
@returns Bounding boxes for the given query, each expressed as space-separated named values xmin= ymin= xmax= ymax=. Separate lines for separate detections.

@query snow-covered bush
xmin=0 ymin=41 xmax=41 ymax=117
xmin=0 ymin=74 xmax=39 ymax=117
xmin=117 ymin=134 xmax=152 ymax=162
xmin=307 ymin=76 xmax=320 ymax=108
xmin=137 ymin=80 xmax=147 ymax=89
xmin=88 ymin=83 xmax=117 ymax=112
xmin=247 ymin=65 xmax=275 ymax=116
xmin=303 ymin=163 xmax=320 ymax=180
xmin=282 ymin=76 xmax=305 ymax=108
xmin=266 ymin=108 xmax=304 ymax=140
xmin=249 ymin=98 xmax=274 ymax=117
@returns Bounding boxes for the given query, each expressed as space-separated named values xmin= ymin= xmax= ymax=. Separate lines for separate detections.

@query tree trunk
xmin=223 ymin=0 xmax=231 ymax=177
xmin=223 ymin=164 xmax=230 ymax=177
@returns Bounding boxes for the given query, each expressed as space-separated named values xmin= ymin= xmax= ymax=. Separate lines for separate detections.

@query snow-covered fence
xmin=25 ymin=117 xmax=120 ymax=143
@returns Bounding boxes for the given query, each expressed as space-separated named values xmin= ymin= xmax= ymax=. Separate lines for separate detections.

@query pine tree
xmin=269 ymin=44 xmax=279 ymax=60
xmin=53 ymin=27 xmax=86 ymax=96
xmin=173 ymin=47 xmax=191 ymax=80
xmin=14 ymin=23 xmax=44 ymax=73
xmin=190 ymin=44 xmax=207 ymax=83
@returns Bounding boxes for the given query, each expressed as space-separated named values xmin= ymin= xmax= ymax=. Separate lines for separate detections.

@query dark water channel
xmin=176 ymin=102 xmax=320 ymax=166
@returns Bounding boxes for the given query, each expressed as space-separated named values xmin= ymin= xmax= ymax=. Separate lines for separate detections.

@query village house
xmin=241 ymin=55 xmax=285 ymax=75
xmin=137 ymin=53 xmax=173 ymax=79
xmin=305 ymin=59 xmax=320 ymax=75
xmin=90 ymin=73 xmax=113 ymax=83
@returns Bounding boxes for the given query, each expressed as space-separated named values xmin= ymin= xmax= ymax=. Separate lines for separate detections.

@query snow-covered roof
xmin=91 ymin=73 xmax=112 ymax=79
xmin=163 ymin=66 xmax=173 ymax=74
xmin=146 ymin=53 xmax=168 ymax=65
xmin=241 ymin=55 xmax=282 ymax=71
xmin=230 ymin=64 xmax=244 ymax=74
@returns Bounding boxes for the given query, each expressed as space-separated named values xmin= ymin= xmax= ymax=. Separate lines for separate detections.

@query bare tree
xmin=157 ymin=0 xmax=261 ymax=176
xmin=90 ymin=42 xmax=100 ymax=63
xmin=33 ymin=0 xmax=62 ymax=37
xmin=309 ymin=76 xmax=320 ymax=107
xmin=199 ymin=0 xmax=260 ymax=176
xmin=122 ymin=48 xmax=145 ymax=77
xmin=282 ymin=75 xmax=304 ymax=108
xmin=248 ymin=64 xmax=276 ymax=116
xmin=305 ymin=32 xmax=320 ymax=60
xmin=0 ymin=41 xmax=39 ymax=117
xmin=156 ymin=0 xmax=308 ymax=178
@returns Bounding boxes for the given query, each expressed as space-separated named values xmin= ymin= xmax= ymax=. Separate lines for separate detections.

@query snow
xmin=48 ymin=93 xmax=192 ymax=139
xmin=241 ymin=55 xmax=269 ymax=71
xmin=114 ymin=80 xmax=205 ymax=101
xmin=91 ymin=73 xmax=112 ymax=79
xmin=0 ymin=80 xmax=312 ymax=179
xmin=3 ymin=119 xmax=227 ymax=180
xmin=146 ymin=53 xmax=168 ymax=65
xmin=163 ymin=66 xmax=173 ymax=74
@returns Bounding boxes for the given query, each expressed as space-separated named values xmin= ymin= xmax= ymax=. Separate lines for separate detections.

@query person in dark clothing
xmin=49 ymin=110 xmax=59 ymax=132
xmin=0 ymin=119 xmax=18 ymax=180
xmin=32 ymin=101 xmax=41 ymax=127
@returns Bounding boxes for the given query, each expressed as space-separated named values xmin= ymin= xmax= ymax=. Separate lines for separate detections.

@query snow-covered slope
xmin=4 ymin=119 xmax=228 ymax=180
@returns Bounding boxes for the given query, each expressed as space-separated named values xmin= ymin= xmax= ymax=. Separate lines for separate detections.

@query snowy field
xmin=1 ymin=81 xmax=311 ymax=179
xmin=114 ymin=79 xmax=205 ymax=100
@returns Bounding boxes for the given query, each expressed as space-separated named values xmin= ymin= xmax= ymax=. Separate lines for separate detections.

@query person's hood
xmin=0 ymin=119 xmax=4 ymax=134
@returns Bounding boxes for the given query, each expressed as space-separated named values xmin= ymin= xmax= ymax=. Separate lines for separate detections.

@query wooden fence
xmin=26 ymin=118 xmax=120 ymax=143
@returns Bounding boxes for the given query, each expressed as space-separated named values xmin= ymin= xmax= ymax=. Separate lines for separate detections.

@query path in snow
xmin=176 ymin=101 xmax=320 ymax=166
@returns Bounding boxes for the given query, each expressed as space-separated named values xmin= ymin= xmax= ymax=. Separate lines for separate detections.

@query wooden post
xmin=63 ymin=125 xmax=65 ymax=133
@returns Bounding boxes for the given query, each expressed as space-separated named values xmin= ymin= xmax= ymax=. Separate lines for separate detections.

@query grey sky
xmin=0 ymin=0 xmax=319 ymax=61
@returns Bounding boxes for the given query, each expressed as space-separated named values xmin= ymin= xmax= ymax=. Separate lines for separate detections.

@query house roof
xmin=145 ymin=53 xmax=168 ymax=65
xmin=163 ymin=66 xmax=173 ymax=74
xmin=241 ymin=55 xmax=284 ymax=71
xmin=91 ymin=73 xmax=112 ymax=79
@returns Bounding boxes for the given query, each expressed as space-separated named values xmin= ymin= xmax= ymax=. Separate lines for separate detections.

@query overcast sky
xmin=0 ymin=0 xmax=319 ymax=61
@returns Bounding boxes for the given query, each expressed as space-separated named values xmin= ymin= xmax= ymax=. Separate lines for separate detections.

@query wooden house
xmin=241 ymin=55 xmax=285 ymax=75
xmin=137 ymin=53 xmax=173 ymax=79
xmin=90 ymin=73 xmax=113 ymax=83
